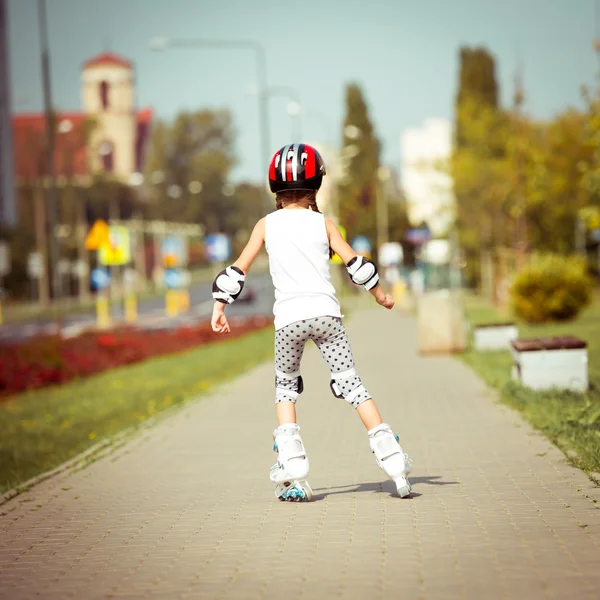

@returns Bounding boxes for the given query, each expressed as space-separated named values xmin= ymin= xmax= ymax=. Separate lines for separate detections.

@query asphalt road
xmin=0 ymin=272 xmax=275 ymax=344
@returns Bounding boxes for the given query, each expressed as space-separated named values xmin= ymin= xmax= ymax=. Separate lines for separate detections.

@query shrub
xmin=510 ymin=253 xmax=594 ymax=323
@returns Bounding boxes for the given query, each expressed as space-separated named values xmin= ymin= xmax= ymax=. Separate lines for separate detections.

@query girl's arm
xmin=232 ymin=218 xmax=266 ymax=274
xmin=211 ymin=218 xmax=266 ymax=333
xmin=325 ymin=218 xmax=394 ymax=310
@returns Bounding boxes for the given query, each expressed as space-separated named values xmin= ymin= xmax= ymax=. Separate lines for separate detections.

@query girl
xmin=211 ymin=143 xmax=412 ymax=501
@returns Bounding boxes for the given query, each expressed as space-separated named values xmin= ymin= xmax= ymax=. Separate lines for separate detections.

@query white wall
xmin=400 ymin=118 xmax=454 ymax=235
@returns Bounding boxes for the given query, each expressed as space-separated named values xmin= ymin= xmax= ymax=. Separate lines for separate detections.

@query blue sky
xmin=7 ymin=0 xmax=599 ymax=183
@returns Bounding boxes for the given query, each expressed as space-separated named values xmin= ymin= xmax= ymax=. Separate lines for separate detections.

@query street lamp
xmin=150 ymin=36 xmax=271 ymax=212
xmin=257 ymin=85 xmax=302 ymax=141
xmin=38 ymin=0 xmax=61 ymax=308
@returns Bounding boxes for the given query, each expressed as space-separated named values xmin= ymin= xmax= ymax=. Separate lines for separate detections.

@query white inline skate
xmin=270 ymin=423 xmax=313 ymax=502
xmin=368 ymin=423 xmax=413 ymax=498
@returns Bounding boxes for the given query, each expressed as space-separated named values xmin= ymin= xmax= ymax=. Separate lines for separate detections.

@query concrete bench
xmin=473 ymin=322 xmax=518 ymax=351
xmin=510 ymin=336 xmax=588 ymax=392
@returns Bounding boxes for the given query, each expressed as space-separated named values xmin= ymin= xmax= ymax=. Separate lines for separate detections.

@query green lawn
xmin=462 ymin=292 xmax=600 ymax=478
xmin=0 ymin=327 xmax=274 ymax=494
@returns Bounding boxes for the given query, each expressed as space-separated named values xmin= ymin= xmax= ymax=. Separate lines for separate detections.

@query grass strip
xmin=462 ymin=293 xmax=600 ymax=478
xmin=0 ymin=327 xmax=274 ymax=493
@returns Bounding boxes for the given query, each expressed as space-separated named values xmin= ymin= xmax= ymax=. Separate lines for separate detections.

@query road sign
xmin=164 ymin=268 xmax=183 ymax=289
xmin=85 ymin=219 xmax=110 ymax=250
xmin=99 ymin=226 xmax=132 ymax=266
xmin=205 ymin=234 xmax=231 ymax=263
xmin=406 ymin=227 xmax=432 ymax=245
xmin=27 ymin=252 xmax=43 ymax=278
xmin=423 ymin=239 xmax=451 ymax=265
xmin=91 ymin=267 xmax=111 ymax=290
xmin=161 ymin=235 xmax=188 ymax=268
xmin=379 ymin=242 xmax=403 ymax=267
xmin=351 ymin=236 xmax=372 ymax=257
xmin=0 ymin=242 xmax=9 ymax=276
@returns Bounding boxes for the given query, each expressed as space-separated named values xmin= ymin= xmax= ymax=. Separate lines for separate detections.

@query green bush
xmin=510 ymin=253 xmax=593 ymax=323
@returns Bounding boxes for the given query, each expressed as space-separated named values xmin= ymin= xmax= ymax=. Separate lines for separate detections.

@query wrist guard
xmin=212 ymin=266 xmax=245 ymax=304
xmin=346 ymin=256 xmax=379 ymax=290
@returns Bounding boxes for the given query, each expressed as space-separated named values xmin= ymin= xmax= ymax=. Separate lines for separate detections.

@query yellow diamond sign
xmin=84 ymin=219 xmax=110 ymax=250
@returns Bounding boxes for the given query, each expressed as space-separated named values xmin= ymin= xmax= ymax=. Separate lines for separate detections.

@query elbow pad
xmin=212 ymin=266 xmax=245 ymax=304
xmin=346 ymin=256 xmax=379 ymax=290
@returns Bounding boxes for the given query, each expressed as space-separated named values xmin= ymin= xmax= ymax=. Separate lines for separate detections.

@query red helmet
xmin=268 ymin=143 xmax=326 ymax=194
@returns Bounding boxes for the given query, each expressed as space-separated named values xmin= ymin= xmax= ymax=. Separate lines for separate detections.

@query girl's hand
xmin=376 ymin=292 xmax=395 ymax=310
xmin=211 ymin=302 xmax=231 ymax=333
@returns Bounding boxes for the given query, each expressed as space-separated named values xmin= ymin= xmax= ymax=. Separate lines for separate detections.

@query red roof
xmin=12 ymin=108 xmax=154 ymax=181
xmin=13 ymin=113 xmax=89 ymax=180
xmin=83 ymin=52 xmax=132 ymax=70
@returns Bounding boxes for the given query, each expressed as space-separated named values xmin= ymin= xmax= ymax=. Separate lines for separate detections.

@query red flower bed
xmin=0 ymin=315 xmax=273 ymax=398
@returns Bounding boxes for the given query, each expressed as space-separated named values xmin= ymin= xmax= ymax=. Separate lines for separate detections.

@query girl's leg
xmin=271 ymin=322 xmax=312 ymax=501
xmin=276 ymin=402 xmax=296 ymax=426
xmin=274 ymin=323 xmax=308 ymax=422
xmin=356 ymin=399 xmax=383 ymax=430
xmin=311 ymin=317 xmax=374 ymax=416
xmin=312 ymin=317 xmax=412 ymax=497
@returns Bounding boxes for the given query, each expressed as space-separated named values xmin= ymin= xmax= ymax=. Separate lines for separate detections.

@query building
xmin=0 ymin=0 xmax=15 ymax=227
xmin=400 ymin=118 xmax=454 ymax=236
xmin=12 ymin=51 xmax=153 ymax=185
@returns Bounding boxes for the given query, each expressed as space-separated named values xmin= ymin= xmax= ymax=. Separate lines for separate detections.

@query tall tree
xmin=337 ymin=83 xmax=381 ymax=242
xmin=455 ymin=47 xmax=499 ymax=148
xmin=142 ymin=109 xmax=236 ymax=231
xmin=452 ymin=47 xmax=505 ymax=284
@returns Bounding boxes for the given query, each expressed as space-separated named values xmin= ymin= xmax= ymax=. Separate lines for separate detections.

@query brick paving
xmin=0 ymin=308 xmax=599 ymax=599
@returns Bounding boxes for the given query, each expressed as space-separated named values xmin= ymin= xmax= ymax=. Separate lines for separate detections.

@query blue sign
xmin=351 ymin=236 xmax=372 ymax=255
xmin=164 ymin=268 xmax=183 ymax=289
xmin=161 ymin=235 xmax=187 ymax=267
xmin=90 ymin=267 xmax=111 ymax=290
xmin=205 ymin=234 xmax=231 ymax=263
xmin=406 ymin=228 xmax=432 ymax=245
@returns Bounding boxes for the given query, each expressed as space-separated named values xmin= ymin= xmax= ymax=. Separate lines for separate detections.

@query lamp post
xmin=255 ymin=85 xmax=302 ymax=141
xmin=38 ymin=0 xmax=61 ymax=309
xmin=150 ymin=37 xmax=271 ymax=212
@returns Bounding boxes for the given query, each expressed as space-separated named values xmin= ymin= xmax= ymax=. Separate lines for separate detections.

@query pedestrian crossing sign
xmin=98 ymin=226 xmax=131 ymax=266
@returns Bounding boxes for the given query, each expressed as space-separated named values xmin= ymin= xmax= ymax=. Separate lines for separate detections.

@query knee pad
xmin=276 ymin=370 xmax=304 ymax=403
xmin=329 ymin=368 xmax=369 ymax=407
xmin=271 ymin=424 xmax=310 ymax=481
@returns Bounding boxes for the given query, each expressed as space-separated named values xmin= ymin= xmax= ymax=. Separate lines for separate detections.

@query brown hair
xmin=275 ymin=190 xmax=321 ymax=212
xmin=274 ymin=190 xmax=334 ymax=258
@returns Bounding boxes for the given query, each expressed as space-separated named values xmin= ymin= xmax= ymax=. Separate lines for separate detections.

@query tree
xmin=455 ymin=47 xmax=499 ymax=147
xmin=337 ymin=83 xmax=381 ymax=242
xmin=142 ymin=109 xmax=236 ymax=231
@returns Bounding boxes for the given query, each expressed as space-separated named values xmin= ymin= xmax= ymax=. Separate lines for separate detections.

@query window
xmin=98 ymin=141 xmax=114 ymax=173
xmin=99 ymin=81 xmax=109 ymax=110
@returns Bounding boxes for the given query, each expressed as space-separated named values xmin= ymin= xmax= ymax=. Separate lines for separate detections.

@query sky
xmin=7 ymin=0 xmax=600 ymax=184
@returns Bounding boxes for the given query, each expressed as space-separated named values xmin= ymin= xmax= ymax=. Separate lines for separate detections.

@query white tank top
xmin=265 ymin=209 xmax=342 ymax=330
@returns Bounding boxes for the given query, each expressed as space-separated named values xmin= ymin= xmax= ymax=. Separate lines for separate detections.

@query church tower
xmin=81 ymin=52 xmax=137 ymax=179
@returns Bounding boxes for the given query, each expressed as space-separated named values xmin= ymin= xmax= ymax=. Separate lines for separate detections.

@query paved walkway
xmin=1 ymin=308 xmax=599 ymax=599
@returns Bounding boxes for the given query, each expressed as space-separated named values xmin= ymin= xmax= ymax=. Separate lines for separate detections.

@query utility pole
xmin=38 ymin=0 xmax=61 ymax=311
xmin=0 ymin=0 xmax=16 ymax=228
xmin=512 ymin=58 xmax=528 ymax=270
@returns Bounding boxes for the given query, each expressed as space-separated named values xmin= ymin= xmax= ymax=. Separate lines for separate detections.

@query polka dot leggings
xmin=274 ymin=316 xmax=371 ymax=408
